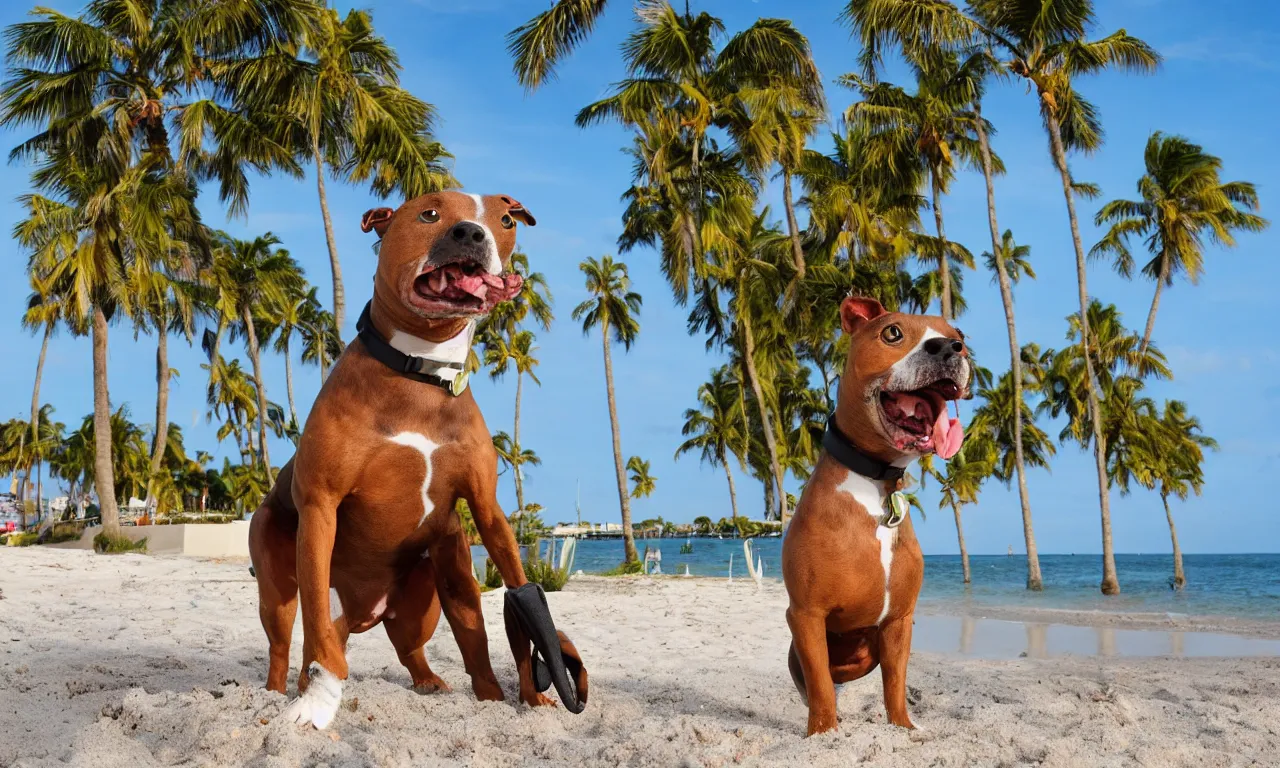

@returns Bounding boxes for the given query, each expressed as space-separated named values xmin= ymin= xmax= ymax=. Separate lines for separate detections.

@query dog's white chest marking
xmin=390 ymin=432 xmax=441 ymax=527
xmin=835 ymin=470 xmax=896 ymax=625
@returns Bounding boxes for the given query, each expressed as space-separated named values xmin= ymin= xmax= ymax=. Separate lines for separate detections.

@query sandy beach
xmin=1 ymin=548 xmax=1278 ymax=767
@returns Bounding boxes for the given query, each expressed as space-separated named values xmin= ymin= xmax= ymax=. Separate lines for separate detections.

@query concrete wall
xmin=50 ymin=522 xmax=250 ymax=557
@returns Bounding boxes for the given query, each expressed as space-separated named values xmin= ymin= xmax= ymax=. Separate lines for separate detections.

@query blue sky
xmin=2 ymin=0 xmax=1277 ymax=555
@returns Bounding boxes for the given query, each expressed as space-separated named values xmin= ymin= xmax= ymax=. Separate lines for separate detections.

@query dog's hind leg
xmin=878 ymin=613 xmax=917 ymax=729
xmin=384 ymin=557 xmax=450 ymax=694
xmin=428 ymin=527 xmax=505 ymax=702
xmin=249 ymin=502 xmax=298 ymax=695
xmin=787 ymin=641 xmax=808 ymax=705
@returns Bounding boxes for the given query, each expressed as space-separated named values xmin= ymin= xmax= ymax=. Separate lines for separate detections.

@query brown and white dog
xmin=249 ymin=191 xmax=587 ymax=730
xmin=781 ymin=296 xmax=970 ymax=736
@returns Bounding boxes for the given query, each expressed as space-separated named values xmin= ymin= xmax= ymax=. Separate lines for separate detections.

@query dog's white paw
xmin=280 ymin=663 xmax=343 ymax=730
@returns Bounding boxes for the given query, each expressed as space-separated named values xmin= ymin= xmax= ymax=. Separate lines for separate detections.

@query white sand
xmin=1 ymin=547 xmax=1278 ymax=767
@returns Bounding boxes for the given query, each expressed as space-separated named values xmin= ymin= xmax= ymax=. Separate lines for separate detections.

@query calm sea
xmin=488 ymin=538 xmax=1280 ymax=622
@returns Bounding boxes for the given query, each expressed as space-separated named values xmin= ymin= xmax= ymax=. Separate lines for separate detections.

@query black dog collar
xmin=822 ymin=417 xmax=906 ymax=483
xmin=355 ymin=302 xmax=469 ymax=396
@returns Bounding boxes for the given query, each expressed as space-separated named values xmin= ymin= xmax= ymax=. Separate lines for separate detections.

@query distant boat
xmin=1008 ymin=545 xmax=1013 ymax=556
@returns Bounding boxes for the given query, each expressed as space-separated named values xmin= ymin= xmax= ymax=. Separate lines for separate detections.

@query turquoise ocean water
xmin=482 ymin=539 xmax=1280 ymax=623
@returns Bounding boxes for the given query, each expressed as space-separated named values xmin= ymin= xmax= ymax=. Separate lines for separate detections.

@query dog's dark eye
xmin=881 ymin=324 xmax=903 ymax=344
xmin=500 ymin=214 xmax=515 ymax=229
xmin=419 ymin=209 xmax=440 ymax=224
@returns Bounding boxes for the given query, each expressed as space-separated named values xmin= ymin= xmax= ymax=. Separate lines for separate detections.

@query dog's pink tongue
xmin=453 ymin=272 xmax=488 ymax=300
xmin=934 ymin=406 xmax=964 ymax=460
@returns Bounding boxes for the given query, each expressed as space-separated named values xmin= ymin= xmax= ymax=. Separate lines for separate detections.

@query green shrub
xmin=483 ymin=558 xmax=503 ymax=590
xmin=3 ymin=532 xmax=39 ymax=547
xmin=523 ymin=556 xmax=570 ymax=592
xmin=155 ymin=513 xmax=238 ymax=525
xmin=601 ymin=560 xmax=644 ymax=576
xmin=93 ymin=532 xmax=148 ymax=554
xmin=47 ymin=524 xmax=83 ymax=544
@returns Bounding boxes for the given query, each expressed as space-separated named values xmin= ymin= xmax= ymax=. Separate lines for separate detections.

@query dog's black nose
xmin=450 ymin=221 xmax=487 ymax=244
xmin=923 ymin=337 xmax=965 ymax=361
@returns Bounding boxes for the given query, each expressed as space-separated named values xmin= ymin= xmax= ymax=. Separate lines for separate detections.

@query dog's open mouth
xmin=409 ymin=262 xmax=523 ymax=315
xmin=878 ymin=378 xmax=965 ymax=459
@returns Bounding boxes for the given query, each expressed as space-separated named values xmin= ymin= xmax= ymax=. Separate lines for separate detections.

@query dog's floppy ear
xmin=498 ymin=195 xmax=536 ymax=226
xmin=361 ymin=207 xmax=394 ymax=237
xmin=840 ymin=296 xmax=886 ymax=334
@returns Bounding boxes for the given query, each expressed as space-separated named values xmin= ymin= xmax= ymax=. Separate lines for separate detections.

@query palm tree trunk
xmin=782 ymin=171 xmax=806 ymax=299
xmin=30 ymin=322 xmax=51 ymax=454
xmin=762 ymin=479 xmax=775 ymax=532
xmin=975 ymin=105 xmax=1043 ymax=592
xmin=319 ymin=346 xmax=329 ymax=383
xmin=36 ymin=460 xmax=42 ymax=525
xmin=739 ymin=310 xmax=788 ymax=525
xmin=314 ymin=138 xmax=346 ymax=342
xmin=92 ymin=305 xmax=121 ymax=537
xmin=953 ymin=501 xmax=970 ymax=584
xmin=1139 ymin=255 xmax=1170 ymax=359
xmin=601 ymin=322 xmax=638 ymax=565
xmin=241 ymin=306 xmax=275 ymax=485
xmin=148 ymin=330 xmax=171 ymax=507
xmin=1045 ymin=105 xmax=1120 ymax=595
xmin=721 ymin=456 xmax=740 ymax=533
xmin=513 ymin=371 xmax=525 ymax=515
xmin=284 ymin=337 xmax=298 ymax=429
xmin=1162 ymin=492 xmax=1186 ymax=590
xmin=931 ymin=171 xmax=952 ymax=321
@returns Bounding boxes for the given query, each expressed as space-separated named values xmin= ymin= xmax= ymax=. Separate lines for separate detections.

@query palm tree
xmin=127 ymin=259 xmax=202 ymax=509
xmin=796 ymin=121 xmax=923 ymax=269
xmin=675 ymin=366 xmax=747 ymax=531
xmin=508 ymin=0 xmax=613 ymax=88
xmin=484 ymin=330 xmax=542 ymax=515
xmin=1092 ymin=131 xmax=1267 ymax=356
xmin=1040 ymin=301 xmax=1173 ymax=448
xmin=12 ymin=142 xmax=200 ymax=538
xmin=20 ymin=275 xmax=69 ymax=477
xmin=204 ymin=356 xmax=260 ymax=466
xmin=297 ymin=288 xmax=342 ymax=383
xmin=271 ymin=287 xmax=310 ymax=430
xmin=1133 ymin=401 xmax=1215 ymax=590
xmin=842 ymin=51 xmax=989 ymax=320
xmin=969 ymin=366 xmax=1056 ymax=489
xmin=580 ymin=8 xmax=824 ymax=302
xmin=626 ymin=456 xmax=657 ymax=499
xmin=210 ymin=232 xmax=304 ymax=483
xmin=845 ymin=0 xmax=1161 ymax=596
xmin=572 ymin=255 xmax=643 ymax=565
xmin=720 ymin=20 xmax=826 ymax=300
xmin=0 ymin=0 xmax=306 ymax=210
xmin=703 ymin=209 xmax=791 ymax=524
xmin=922 ymin=444 xmax=992 ymax=584
xmin=221 ymin=7 xmax=455 ymax=339
xmin=977 ymin=228 xmax=1044 ymax=589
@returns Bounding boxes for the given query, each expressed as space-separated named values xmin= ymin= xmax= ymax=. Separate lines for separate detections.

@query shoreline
xmin=568 ymin=574 xmax=1280 ymax=642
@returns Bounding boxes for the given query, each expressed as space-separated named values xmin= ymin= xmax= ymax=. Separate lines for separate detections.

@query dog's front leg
xmin=464 ymin=466 xmax=528 ymax=590
xmin=788 ymin=607 xmax=838 ymax=736
xmin=280 ymin=486 xmax=347 ymax=730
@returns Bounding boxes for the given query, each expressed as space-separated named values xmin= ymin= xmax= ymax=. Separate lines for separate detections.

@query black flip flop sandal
xmin=503 ymin=583 xmax=587 ymax=714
